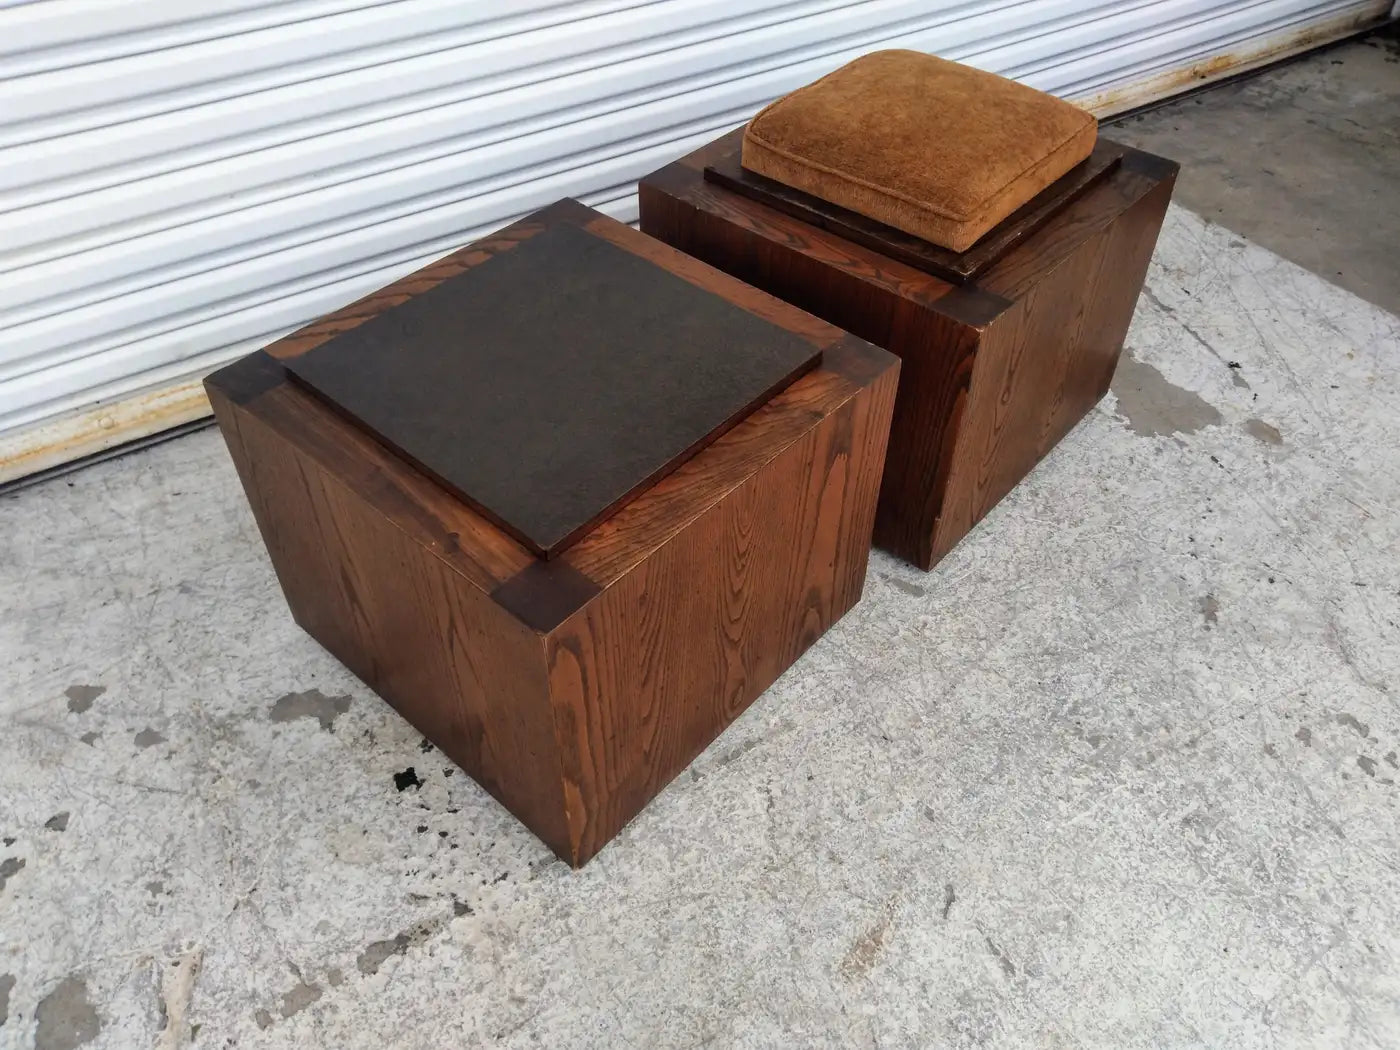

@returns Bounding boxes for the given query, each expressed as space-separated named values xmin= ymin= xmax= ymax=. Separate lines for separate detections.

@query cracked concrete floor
xmin=4 ymin=51 xmax=1400 ymax=1050
xmin=3 ymin=202 xmax=1397 ymax=1050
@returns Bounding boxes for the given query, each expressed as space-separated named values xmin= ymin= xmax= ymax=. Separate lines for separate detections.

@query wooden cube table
xmin=205 ymin=199 xmax=898 ymax=866
xmin=640 ymin=129 xmax=1177 ymax=570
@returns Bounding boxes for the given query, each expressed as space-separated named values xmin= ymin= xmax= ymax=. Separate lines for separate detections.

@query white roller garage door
xmin=0 ymin=0 xmax=1389 ymax=482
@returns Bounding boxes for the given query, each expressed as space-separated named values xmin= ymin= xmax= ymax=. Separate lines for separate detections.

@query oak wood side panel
xmin=828 ymin=350 xmax=901 ymax=615
xmin=928 ymin=173 xmax=1177 ymax=565
xmin=209 ymin=390 xmax=353 ymax=654
xmin=869 ymin=302 xmax=982 ymax=570
xmin=1042 ymin=171 xmax=1178 ymax=445
xmin=545 ymin=362 xmax=898 ymax=865
xmin=927 ymin=276 xmax=1080 ymax=563
xmin=212 ymin=390 xmax=574 ymax=858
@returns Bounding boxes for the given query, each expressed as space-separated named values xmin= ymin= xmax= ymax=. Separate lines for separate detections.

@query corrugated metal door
xmin=1 ymin=0 xmax=1389 ymax=482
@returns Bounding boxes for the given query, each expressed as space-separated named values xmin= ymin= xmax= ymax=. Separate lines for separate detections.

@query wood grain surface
xmin=548 ymin=346 xmax=897 ymax=862
xmin=207 ymin=199 xmax=900 ymax=866
xmin=640 ymin=130 xmax=1177 ymax=569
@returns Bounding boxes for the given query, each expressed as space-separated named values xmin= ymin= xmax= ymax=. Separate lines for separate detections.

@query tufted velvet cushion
xmin=741 ymin=50 xmax=1098 ymax=252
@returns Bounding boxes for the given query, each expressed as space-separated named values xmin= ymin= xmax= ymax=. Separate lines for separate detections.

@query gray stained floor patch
xmin=62 ymin=685 xmax=104 ymax=714
xmin=269 ymin=689 xmax=352 ymax=732
xmin=33 ymin=976 xmax=101 ymax=1050
xmin=882 ymin=574 xmax=928 ymax=598
xmin=356 ymin=934 xmax=411 ymax=976
xmin=1244 ymin=418 xmax=1284 ymax=445
xmin=1110 ymin=351 xmax=1224 ymax=437
xmin=1199 ymin=593 xmax=1221 ymax=627
xmin=0 ymin=857 xmax=24 ymax=893
xmin=839 ymin=910 xmax=894 ymax=979
xmin=276 ymin=982 xmax=321 ymax=1021
xmin=133 ymin=728 xmax=166 ymax=749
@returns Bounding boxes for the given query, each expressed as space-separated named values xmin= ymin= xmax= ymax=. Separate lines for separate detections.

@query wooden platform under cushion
xmin=641 ymin=131 xmax=1178 ymax=570
xmin=206 ymin=199 xmax=900 ymax=866
xmin=707 ymin=137 xmax=1123 ymax=286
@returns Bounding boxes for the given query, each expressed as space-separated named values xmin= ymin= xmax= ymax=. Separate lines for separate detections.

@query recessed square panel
xmin=284 ymin=221 xmax=821 ymax=559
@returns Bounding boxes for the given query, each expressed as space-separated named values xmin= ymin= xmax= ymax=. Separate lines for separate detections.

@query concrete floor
xmin=3 ymin=35 xmax=1400 ymax=1050
xmin=1109 ymin=22 xmax=1400 ymax=316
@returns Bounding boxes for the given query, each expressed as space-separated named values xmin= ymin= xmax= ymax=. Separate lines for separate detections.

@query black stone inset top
xmin=284 ymin=220 xmax=821 ymax=559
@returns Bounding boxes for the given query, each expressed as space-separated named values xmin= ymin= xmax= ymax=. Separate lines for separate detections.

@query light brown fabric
xmin=742 ymin=50 xmax=1097 ymax=252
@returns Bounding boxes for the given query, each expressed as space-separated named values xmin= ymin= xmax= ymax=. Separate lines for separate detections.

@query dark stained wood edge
xmin=490 ymin=560 xmax=603 ymax=634
xmin=819 ymin=332 xmax=900 ymax=386
xmin=1119 ymin=146 xmax=1182 ymax=182
xmin=205 ymin=350 xmax=286 ymax=406
xmin=931 ymin=287 xmax=1015 ymax=328
xmin=867 ymin=308 xmax=980 ymax=570
xmin=704 ymin=130 xmax=1124 ymax=284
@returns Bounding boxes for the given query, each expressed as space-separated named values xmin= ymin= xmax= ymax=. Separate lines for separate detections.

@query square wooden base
xmin=640 ymin=130 xmax=1177 ymax=570
xmin=206 ymin=201 xmax=899 ymax=866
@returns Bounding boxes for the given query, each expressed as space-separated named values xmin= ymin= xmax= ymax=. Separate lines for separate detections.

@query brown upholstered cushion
xmin=742 ymin=50 xmax=1097 ymax=252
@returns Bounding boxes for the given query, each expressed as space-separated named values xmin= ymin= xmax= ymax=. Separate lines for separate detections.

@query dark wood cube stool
xmin=206 ymin=200 xmax=899 ymax=866
xmin=640 ymin=129 xmax=1177 ymax=570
